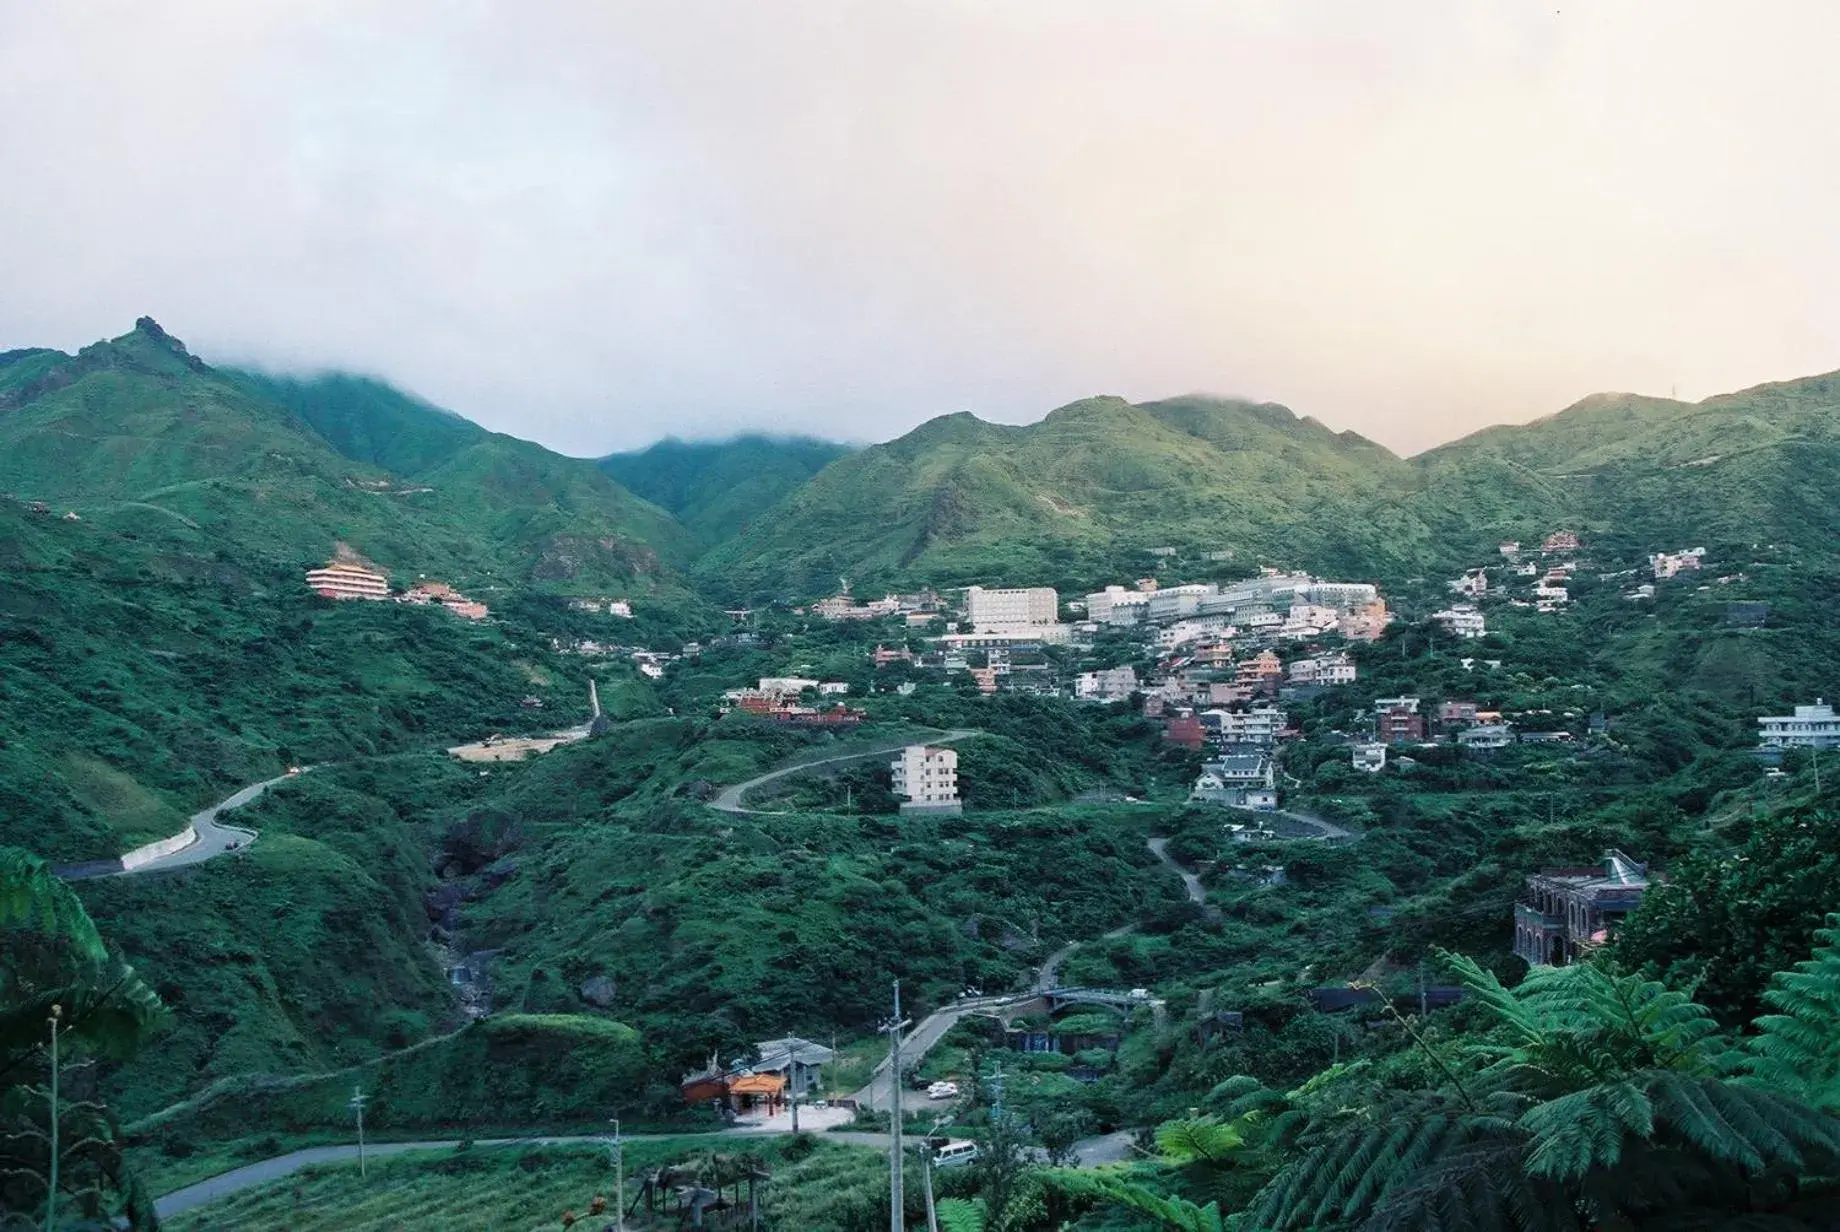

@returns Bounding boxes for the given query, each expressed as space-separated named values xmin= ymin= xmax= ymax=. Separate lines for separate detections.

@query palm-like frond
xmin=1045 ymin=1170 xmax=1227 ymax=1232
xmin=935 ymin=1197 xmax=988 ymax=1232
xmin=1156 ymin=1116 xmax=1245 ymax=1165
xmin=0 ymin=848 xmax=107 ymax=963
xmin=1748 ymin=915 xmax=1840 ymax=1110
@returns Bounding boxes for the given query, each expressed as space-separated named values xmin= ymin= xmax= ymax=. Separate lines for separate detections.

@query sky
xmin=4 ymin=2 xmax=1839 ymax=458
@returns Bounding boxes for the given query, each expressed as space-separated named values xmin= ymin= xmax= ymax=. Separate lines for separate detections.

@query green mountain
xmin=695 ymin=395 xmax=1435 ymax=599
xmin=598 ymin=433 xmax=852 ymax=549
xmin=0 ymin=320 xmax=694 ymax=592
xmin=226 ymin=370 xmax=481 ymax=476
xmin=691 ymin=374 xmax=1840 ymax=601
xmin=1413 ymin=372 xmax=1840 ymax=559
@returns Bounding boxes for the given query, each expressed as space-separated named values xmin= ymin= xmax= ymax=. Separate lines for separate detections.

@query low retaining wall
xmin=120 ymin=824 xmax=197 ymax=871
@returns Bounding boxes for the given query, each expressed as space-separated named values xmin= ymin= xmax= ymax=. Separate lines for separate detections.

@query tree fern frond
xmin=935 ymin=1197 xmax=987 ymax=1232
xmin=1043 ymin=1170 xmax=1226 ymax=1232
xmin=1518 ymin=1080 xmax=1652 ymax=1179
xmin=1157 ymin=1116 xmax=1245 ymax=1165
xmin=1748 ymin=915 xmax=1840 ymax=1110
xmin=0 ymin=846 xmax=108 ymax=962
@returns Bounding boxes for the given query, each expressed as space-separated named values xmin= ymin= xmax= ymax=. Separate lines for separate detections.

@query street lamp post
xmin=348 ymin=1086 xmax=368 ymax=1179
xmin=46 ymin=1004 xmax=62 ymax=1232
xmin=616 ymin=1120 xmax=624 ymax=1232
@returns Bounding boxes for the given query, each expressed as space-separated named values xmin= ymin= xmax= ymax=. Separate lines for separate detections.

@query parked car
xmin=932 ymin=1140 xmax=979 ymax=1169
xmin=926 ymin=1081 xmax=960 ymax=1100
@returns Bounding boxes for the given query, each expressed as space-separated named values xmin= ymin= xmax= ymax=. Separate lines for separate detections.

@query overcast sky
xmin=4 ymin=2 xmax=1838 ymax=457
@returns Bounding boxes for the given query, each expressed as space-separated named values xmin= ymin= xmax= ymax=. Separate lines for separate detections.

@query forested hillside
xmin=600 ymin=434 xmax=853 ymax=548
xmin=696 ymin=375 xmax=1840 ymax=602
xmin=12 ymin=326 xmax=1840 ymax=1229
xmin=0 ymin=321 xmax=694 ymax=593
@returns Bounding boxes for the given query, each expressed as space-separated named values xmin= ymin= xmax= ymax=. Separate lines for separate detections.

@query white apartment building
xmin=1434 ymin=605 xmax=1487 ymax=639
xmin=1352 ymin=743 xmax=1387 ymax=773
xmin=306 ymin=562 xmax=390 ymax=600
xmin=1202 ymin=706 xmax=1286 ymax=747
xmin=965 ymin=586 xmax=1059 ymax=630
xmin=1297 ymin=581 xmax=1379 ymax=609
xmin=891 ymin=745 xmax=961 ymax=812
xmin=1289 ymin=653 xmax=1357 ymax=687
xmin=1279 ymin=604 xmax=1341 ymax=641
xmin=1075 ymin=666 xmax=1140 ymax=701
xmin=1146 ymin=585 xmax=1214 ymax=622
xmin=1758 ymin=700 xmax=1840 ymax=751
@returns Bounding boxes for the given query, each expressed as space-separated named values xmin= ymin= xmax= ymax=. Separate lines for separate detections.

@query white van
xmin=933 ymin=1140 xmax=980 ymax=1169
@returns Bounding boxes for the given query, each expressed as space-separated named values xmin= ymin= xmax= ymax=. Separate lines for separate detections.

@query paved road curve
xmin=57 ymin=773 xmax=287 ymax=881
xmin=710 ymin=730 xmax=979 ymax=814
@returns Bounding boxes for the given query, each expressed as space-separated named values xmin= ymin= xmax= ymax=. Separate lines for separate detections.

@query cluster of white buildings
xmin=1084 ymin=573 xmax=1387 ymax=645
xmin=570 ymin=596 xmax=634 ymax=618
xmin=814 ymin=588 xmax=944 ymax=627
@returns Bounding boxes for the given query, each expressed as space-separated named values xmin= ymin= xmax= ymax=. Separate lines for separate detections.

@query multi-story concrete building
xmin=1512 ymin=851 xmax=1649 ymax=967
xmin=1202 ymin=706 xmax=1286 ymax=748
xmin=1351 ymin=743 xmax=1387 ymax=773
xmin=1377 ymin=706 xmax=1426 ymax=744
xmin=1087 ymin=586 xmax=1151 ymax=626
xmin=1297 ymin=581 xmax=1379 ymax=609
xmin=965 ymin=586 xmax=1059 ymax=630
xmin=892 ymin=745 xmax=962 ymax=814
xmin=306 ymin=561 xmax=390 ymax=601
xmin=1459 ymin=723 xmax=1514 ymax=750
xmin=1438 ymin=700 xmax=1479 ymax=727
xmin=1434 ymin=604 xmax=1487 ymax=639
xmin=1339 ymin=599 xmax=1392 ymax=642
xmin=1758 ymin=700 xmax=1840 ymax=751
xmin=1074 ymin=666 xmax=1140 ymax=701
xmin=1288 ymin=653 xmax=1356 ymax=687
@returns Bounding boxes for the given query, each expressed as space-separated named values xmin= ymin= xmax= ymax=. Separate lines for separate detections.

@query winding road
xmin=711 ymin=729 xmax=980 ymax=814
xmin=56 ymin=773 xmax=283 ymax=881
xmin=136 ymin=733 xmax=1207 ymax=1217
xmin=1274 ymin=807 xmax=1357 ymax=841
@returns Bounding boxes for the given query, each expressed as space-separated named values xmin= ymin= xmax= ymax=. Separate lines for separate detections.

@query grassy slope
xmin=599 ymin=434 xmax=853 ymax=550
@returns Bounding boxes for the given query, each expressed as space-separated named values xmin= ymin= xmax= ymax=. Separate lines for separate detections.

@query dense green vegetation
xmin=14 ymin=319 xmax=1840 ymax=1227
xmin=600 ymin=433 xmax=853 ymax=548
xmin=158 ymin=1135 xmax=892 ymax=1231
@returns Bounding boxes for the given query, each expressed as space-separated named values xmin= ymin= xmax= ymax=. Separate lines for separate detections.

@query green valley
xmin=9 ymin=322 xmax=1840 ymax=1229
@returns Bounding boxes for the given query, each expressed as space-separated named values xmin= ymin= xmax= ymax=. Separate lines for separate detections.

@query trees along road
xmin=710 ymin=729 xmax=980 ymax=814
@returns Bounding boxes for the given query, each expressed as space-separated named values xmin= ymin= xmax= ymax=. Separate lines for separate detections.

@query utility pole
xmin=789 ymin=1041 xmax=801 ymax=1134
xmin=349 ymin=1086 xmax=368 ymax=1179
xmin=887 ymin=980 xmax=910 ymax=1232
xmin=922 ymin=1113 xmax=952 ymax=1232
xmin=609 ymin=1118 xmax=625 ymax=1232
xmin=46 ymin=1004 xmax=61 ymax=1232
